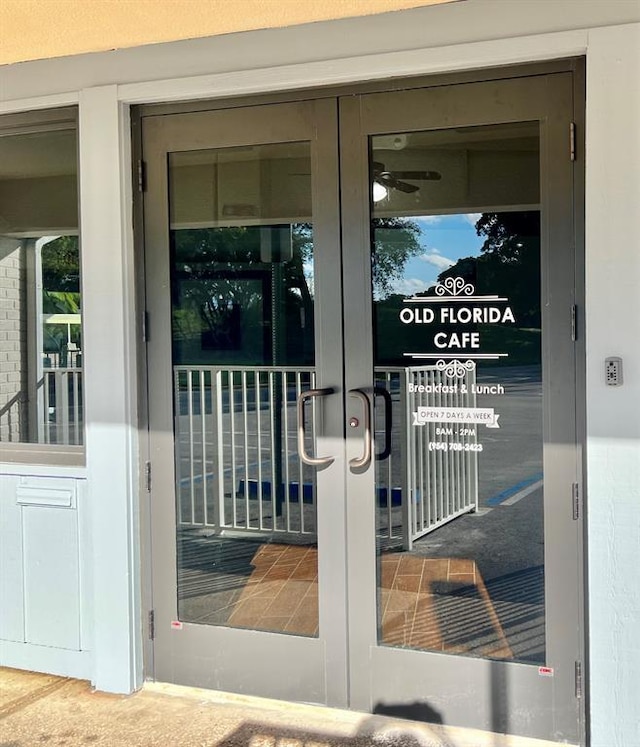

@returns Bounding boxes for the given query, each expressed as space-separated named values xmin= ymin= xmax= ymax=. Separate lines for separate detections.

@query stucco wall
xmin=0 ymin=0 xmax=452 ymax=65
xmin=584 ymin=23 xmax=640 ymax=747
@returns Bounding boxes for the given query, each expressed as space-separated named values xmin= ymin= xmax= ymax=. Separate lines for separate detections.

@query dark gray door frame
xmin=136 ymin=61 xmax=586 ymax=744
xmin=339 ymin=72 xmax=583 ymax=742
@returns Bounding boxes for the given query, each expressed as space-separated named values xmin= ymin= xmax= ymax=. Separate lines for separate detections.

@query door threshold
xmin=144 ymin=680 xmax=577 ymax=747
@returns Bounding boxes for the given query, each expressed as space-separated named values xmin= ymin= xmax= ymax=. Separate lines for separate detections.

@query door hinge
xmin=572 ymin=482 xmax=581 ymax=520
xmin=145 ymin=461 xmax=152 ymax=492
xmin=148 ymin=609 xmax=155 ymax=640
xmin=575 ymin=660 xmax=583 ymax=699
xmin=142 ymin=310 xmax=149 ymax=343
xmin=570 ymin=122 xmax=576 ymax=161
xmin=571 ymin=304 xmax=577 ymax=341
xmin=137 ymin=160 xmax=147 ymax=192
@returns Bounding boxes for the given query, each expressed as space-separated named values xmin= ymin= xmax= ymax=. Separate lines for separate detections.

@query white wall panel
xmin=0 ymin=472 xmax=89 ymax=676
xmin=0 ymin=476 xmax=25 ymax=642
xmin=585 ymin=23 xmax=640 ymax=747
xmin=22 ymin=504 xmax=80 ymax=650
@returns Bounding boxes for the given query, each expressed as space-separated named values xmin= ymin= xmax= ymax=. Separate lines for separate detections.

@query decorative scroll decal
xmin=435 ymin=276 xmax=475 ymax=297
xmin=435 ymin=359 xmax=476 ymax=379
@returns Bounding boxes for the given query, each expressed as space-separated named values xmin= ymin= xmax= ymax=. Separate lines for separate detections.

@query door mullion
xmin=338 ymin=94 xmax=380 ymax=712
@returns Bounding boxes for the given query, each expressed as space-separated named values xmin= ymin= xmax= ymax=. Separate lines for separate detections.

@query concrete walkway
xmin=0 ymin=667 xmax=566 ymax=747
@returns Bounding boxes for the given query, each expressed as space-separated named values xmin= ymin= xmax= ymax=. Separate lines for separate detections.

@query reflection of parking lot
xmin=473 ymin=365 xmax=542 ymax=503
xmin=405 ymin=365 xmax=545 ymax=663
xmin=173 ymin=371 xmax=317 ymax=531
xmin=173 ymin=363 xmax=546 ymax=663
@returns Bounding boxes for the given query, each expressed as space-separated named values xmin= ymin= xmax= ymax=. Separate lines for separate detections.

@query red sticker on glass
xmin=170 ymin=621 xmax=183 ymax=630
xmin=538 ymin=666 xmax=554 ymax=677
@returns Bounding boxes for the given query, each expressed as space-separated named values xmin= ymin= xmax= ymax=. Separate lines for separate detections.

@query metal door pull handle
xmin=348 ymin=389 xmax=372 ymax=470
xmin=297 ymin=388 xmax=335 ymax=467
xmin=374 ymin=386 xmax=393 ymax=461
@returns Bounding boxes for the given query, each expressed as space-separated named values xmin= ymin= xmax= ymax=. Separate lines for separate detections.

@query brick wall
xmin=0 ymin=242 xmax=28 ymax=442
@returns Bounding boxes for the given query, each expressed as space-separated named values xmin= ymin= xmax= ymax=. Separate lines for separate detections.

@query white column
xmin=25 ymin=239 xmax=41 ymax=441
xmin=79 ymin=85 xmax=141 ymax=693
xmin=585 ymin=23 xmax=640 ymax=747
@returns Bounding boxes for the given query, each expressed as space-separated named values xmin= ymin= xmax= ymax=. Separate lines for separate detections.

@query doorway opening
xmin=140 ymin=68 xmax=583 ymax=743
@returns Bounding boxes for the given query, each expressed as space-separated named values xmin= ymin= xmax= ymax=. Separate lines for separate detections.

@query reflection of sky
xmin=303 ymin=260 xmax=314 ymax=296
xmin=392 ymin=213 xmax=484 ymax=297
xmin=300 ymin=213 xmax=484 ymax=299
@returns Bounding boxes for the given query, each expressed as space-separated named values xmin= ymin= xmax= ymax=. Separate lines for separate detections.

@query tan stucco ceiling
xmin=0 ymin=0 xmax=455 ymax=66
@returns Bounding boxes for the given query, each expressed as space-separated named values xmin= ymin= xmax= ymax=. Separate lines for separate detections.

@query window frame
xmin=0 ymin=106 xmax=84 ymax=466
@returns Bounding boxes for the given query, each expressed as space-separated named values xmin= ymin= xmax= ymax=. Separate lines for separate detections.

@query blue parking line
xmin=485 ymin=472 xmax=544 ymax=507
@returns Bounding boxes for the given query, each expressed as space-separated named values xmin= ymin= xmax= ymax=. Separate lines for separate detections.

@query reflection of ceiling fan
xmin=372 ymin=160 xmax=442 ymax=194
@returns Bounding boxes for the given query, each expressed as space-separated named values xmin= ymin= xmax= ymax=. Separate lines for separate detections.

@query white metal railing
xmin=43 ymin=350 xmax=82 ymax=369
xmin=175 ymin=364 xmax=478 ymax=547
xmin=40 ymin=368 xmax=84 ymax=445
xmin=404 ymin=365 xmax=478 ymax=546
xmin=374 ymin=369 xmax=407 ymax=545
xmin=174 ymin=366 xmax=317 ymax=537
xmin=374 ymin=366 xmax=478 ymax=548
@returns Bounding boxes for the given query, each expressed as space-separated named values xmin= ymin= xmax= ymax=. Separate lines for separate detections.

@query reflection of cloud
xmin=419 ymin=252 xmax=454 ymax=271
xmin=465 ymin=213 xmax=482 ymax=226
xmin=416 ymin=215 xmax=443 ymax=225
xmin=391 ymin=278 xmax=433 ymax=296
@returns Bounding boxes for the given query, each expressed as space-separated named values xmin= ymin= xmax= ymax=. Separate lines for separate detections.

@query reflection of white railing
xmin=43 ymin=350 xmax=82 ymax=368
xmin=174 ymin=366 xmax=317 ymax=537
xmin=403 ymin=366 xmax=478 ymax=547
xmin=377 ymin=366 xmax=478 ymax=549
xmin=175 ymin=364 xmax=478 ymax=547
xmin=39 ymin=368 xmax=83 ymax=445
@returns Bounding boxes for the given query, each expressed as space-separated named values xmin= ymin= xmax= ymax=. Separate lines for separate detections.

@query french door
xmin=142 ymin=71 xmax=582 ymax=743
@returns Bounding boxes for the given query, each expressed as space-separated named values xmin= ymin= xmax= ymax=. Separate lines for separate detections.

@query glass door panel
xmin=168 ymin=143 xmax=320 ymax=636
xmin=371 ymin=124 xmax=546 ymax=663
xmin=144 ymin=99 xmax=347 ymax=706
xmin=341 ymin=75 xmax=580 ymax=743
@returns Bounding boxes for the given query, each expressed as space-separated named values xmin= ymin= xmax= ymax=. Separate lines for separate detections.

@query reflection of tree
xmin=41 ymin=235 xmax=81 ymax=319
xmin=41 ymin=235 xmax=80 ymax=295
xmin=371 ymin=212 xmax=542 ymax=367
xmin=41 ymin=236 xmax=82 ymax=352
xmin=371 ymin=217 xmax=423 ymax=297
xmin=171 ymin=226 xmax=315 ymax=364
xmin=438 ymin=212 xmax=540 ymax=327
xmin=293 ymin=218 xmax=423 ymax=308
xmin=172 ymin=218 xmax=423 ymax=364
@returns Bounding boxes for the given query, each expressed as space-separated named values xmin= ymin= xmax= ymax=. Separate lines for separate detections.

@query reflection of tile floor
xmin=379 ymin=554 xmax=512 ymax=659
xmin=192 ymin=543 xmax=512 ymax=658
xmin=227 ymin=544 xmax=319 ymax=636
